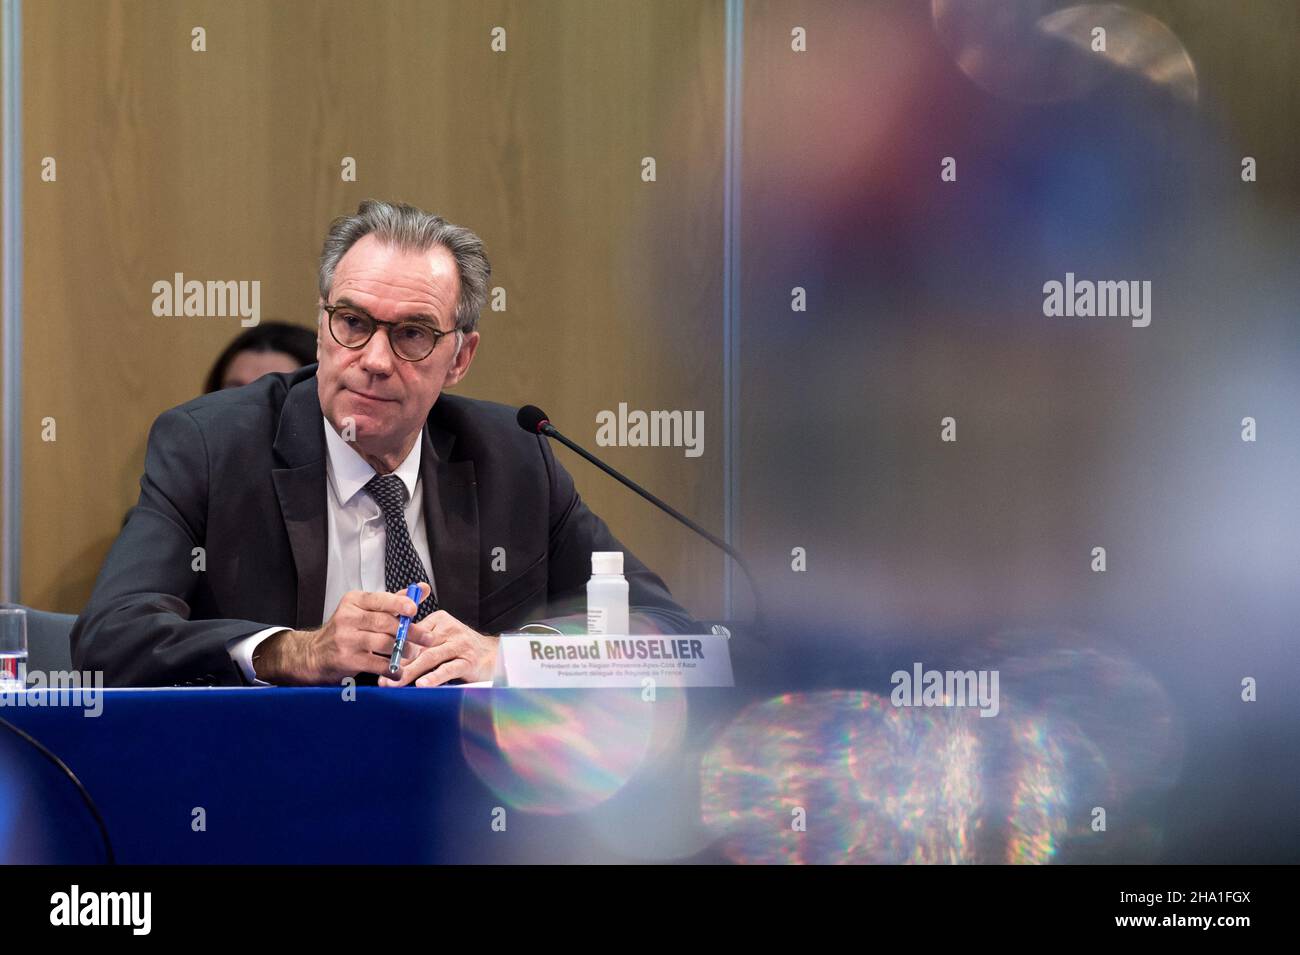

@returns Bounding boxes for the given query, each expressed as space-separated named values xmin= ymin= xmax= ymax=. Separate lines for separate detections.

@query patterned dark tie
xmin=363 ymin=473 xmax=437 ymax=621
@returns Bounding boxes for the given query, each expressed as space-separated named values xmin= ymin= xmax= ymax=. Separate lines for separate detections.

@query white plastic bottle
xmin=586 ymin=551 xmax=630 ymax=636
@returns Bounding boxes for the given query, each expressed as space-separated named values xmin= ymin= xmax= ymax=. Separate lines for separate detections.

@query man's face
xmin=316 ymin=234 xmax=479 ymax=457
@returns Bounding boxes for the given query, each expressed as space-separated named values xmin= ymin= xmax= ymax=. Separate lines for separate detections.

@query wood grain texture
xmin=21 ymin=0 xmax=727 ymax=618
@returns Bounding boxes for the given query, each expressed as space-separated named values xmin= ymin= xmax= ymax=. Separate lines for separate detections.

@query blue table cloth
xmin=0 ymin=686 xmax=738 ymax=864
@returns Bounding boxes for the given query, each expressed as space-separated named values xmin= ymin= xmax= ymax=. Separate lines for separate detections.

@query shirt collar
xmin=323 ymin=415 xmax=423 ymax=506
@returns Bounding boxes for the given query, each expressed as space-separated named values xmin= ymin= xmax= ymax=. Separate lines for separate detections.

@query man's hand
xmin=379 ymin=610 xmax=499 ymax=687
xmin=252 ymin=585 xmax=428 ymax=685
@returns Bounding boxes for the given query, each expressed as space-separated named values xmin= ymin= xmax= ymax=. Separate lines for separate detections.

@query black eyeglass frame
xmin=322 ymin=302 xmax=458 ymax=362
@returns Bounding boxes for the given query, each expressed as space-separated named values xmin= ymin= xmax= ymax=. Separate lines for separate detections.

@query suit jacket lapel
xmin=269 ymin=371 xmax=481 ymax=632
xmin=271 ymin=374 xmax=329 ymax=629
xmin=420 ymin=415 xmax=480 ymax=630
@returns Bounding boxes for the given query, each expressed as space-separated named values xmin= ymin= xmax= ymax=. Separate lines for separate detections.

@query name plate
xmin=496 ymin=634 xmax=734 ymax=688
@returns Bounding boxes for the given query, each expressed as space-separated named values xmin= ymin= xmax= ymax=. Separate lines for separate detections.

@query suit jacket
xmin=71 ymin=365 xmax=698 ymax=686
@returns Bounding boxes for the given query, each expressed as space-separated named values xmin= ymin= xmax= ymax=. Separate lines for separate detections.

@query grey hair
xmin=318 ymin=199 xmax=492 ymax=334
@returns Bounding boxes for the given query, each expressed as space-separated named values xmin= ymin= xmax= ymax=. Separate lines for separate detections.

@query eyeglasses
xmin=322 ymin=302 xmax=457 ymax=362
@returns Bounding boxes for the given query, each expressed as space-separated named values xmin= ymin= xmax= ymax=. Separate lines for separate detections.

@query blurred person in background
xmin=204 ymin=321 xmax=317 ymax=393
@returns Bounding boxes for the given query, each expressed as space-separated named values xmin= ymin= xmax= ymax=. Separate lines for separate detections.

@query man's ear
xmin=444 ymin=330 xmax=480 ymax=387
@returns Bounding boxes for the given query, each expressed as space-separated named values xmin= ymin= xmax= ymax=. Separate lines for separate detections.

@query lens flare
xmin=1038 ymin=4 xmax=1197 ymax=103
xmin=996 ymin=644 xmax=1185 ymax=799
xmin=701 ymin=645 xmax=1179 ymax=865
xmin=933 ymin=1 xmax=1196 ymax=104
xmin=461 ymin=687 xmax=687 ymax=815
xmin=701 ymin=691 xmax=988 ymax=863
xmin=994 ymin=714 xmax=1113 ymax=863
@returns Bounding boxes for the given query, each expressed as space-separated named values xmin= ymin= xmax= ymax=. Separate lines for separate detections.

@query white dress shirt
xmin=226 ymin=416 xmax=436 ymax=684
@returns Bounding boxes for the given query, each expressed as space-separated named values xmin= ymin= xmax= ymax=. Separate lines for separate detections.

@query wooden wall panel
xmin=21 ymin=0 xmax=727 ymax=619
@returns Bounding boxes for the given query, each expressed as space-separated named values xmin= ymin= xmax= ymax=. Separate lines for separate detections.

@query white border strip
xmin=723 ymin=0 xmax=743 ymax=619
xmin=1 ymin=0 xmax=21 ymax=602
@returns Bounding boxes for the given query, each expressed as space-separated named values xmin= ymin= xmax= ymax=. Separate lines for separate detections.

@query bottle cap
xmin=591 ymin=551 xmax=623 ymax=575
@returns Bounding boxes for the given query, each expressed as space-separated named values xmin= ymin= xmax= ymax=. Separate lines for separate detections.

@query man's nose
xmin=357 ymin=326 xmax=397 ymax=373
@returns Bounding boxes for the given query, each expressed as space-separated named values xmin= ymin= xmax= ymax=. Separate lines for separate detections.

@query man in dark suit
xmin=71 ymin=200 xmax=696 ymax=687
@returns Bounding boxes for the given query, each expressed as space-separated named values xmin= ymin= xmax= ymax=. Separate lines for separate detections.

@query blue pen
xmin=389 ymin=583 xmax=423 ymax=676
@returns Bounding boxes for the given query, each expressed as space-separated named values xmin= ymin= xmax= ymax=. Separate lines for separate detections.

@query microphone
xmin=517 ymin=405 xmax=763 ymax=631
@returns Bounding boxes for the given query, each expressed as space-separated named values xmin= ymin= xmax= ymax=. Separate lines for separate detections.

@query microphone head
xmin=517 ymin=405 xmax=551 ymax=434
